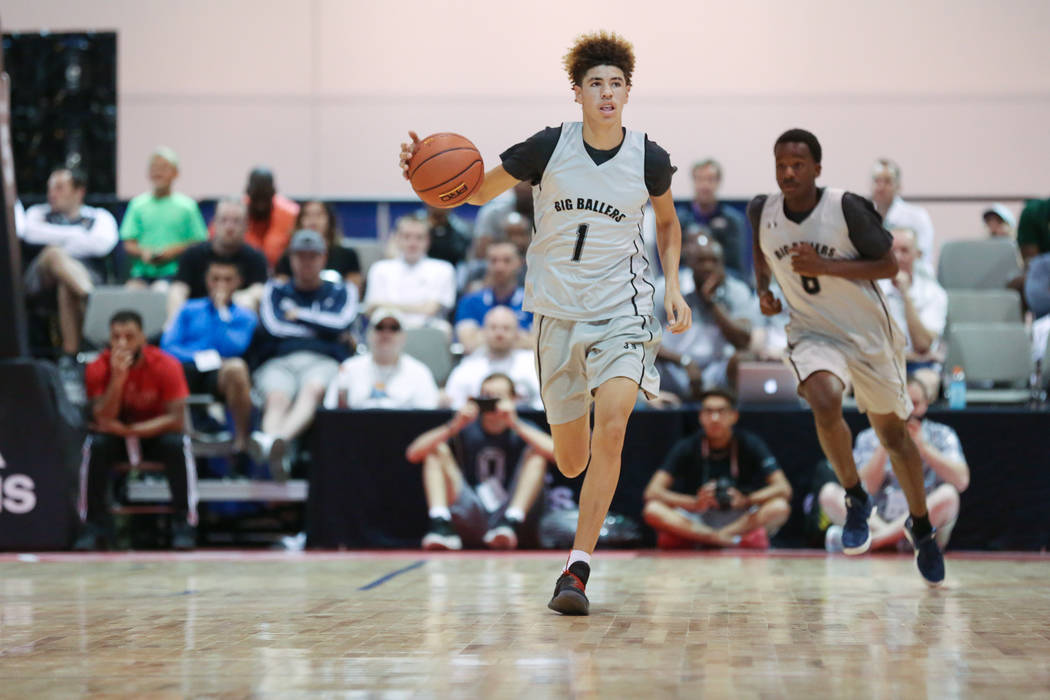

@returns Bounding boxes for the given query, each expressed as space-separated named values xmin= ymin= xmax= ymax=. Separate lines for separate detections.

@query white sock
xmin=566 ymin=549 xmax=591 ymax=569
xmin=504 ymin=507 xmax=525 ymax=523
xmin=428 ymin=507 xmax=451 ymax=520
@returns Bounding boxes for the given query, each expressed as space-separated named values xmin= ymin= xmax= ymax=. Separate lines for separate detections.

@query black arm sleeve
xmin=499 ymin=126 xmax=562 ymax=185
xmin=644 ymin=136 xmax=676 ymax=197
xmin=842 ymin=192 xmax=893 ymax=260
xmin=746 ymin=195 xmax=767 ymax=236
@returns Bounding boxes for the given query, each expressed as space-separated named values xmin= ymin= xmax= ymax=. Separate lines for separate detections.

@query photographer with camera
xmin=405 ymin=373 xmax=555 ymax=551
xmin=642 ymin=388 xmax=792 ymax=549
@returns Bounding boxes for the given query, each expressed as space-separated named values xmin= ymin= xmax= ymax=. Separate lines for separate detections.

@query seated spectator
xmin=655 ymin=235 xmax=756 ymax=399
xmin=880 ymin=228 xmax=947 ymax=380
xmin=454 ymin=240 xmax=532 ymax=353
xmin=364 ymin=214 xmax=456 ymax=331
xmin=870 ymin=158 xmax=936 ymax=277
xmin=406 ymin=372 xmax=554 ymax=550
xmin=253 ymin=230 xmax=358 ymax=478
xmin=821 ymin=377 xmax=969 ymax=552
xmin=1018 ymin=195 xmax=1050 ymax=265
xmin=1026 ymin=253 xmax=1050 ymax=319
xmin=323 ymin=309 xmax=438 ymax=409
xmin=473 ymin=180 xmax=533 ymax=242
xmin=460 ymin=212 xmax=533 ymax=294
xmin=677 ymin=159 xmax=749 ymax=277
xmin=983 ymin=204 xmax=1016 ymax=239
xmin=161 ymin=260 xmax=257 ymax=470
xmin=19 ymin=167 xmax=118 ymax=368
xmin=76 ymin=310 xmax=197 ymax=550
xmin=642 ymin=388 xmax=792 ymax=549
xmin=121 ymin=148 xmax=208 ymax=290
xmin=444 ymin=306 xmax=542 ymax=410
xmin=167 ymin=197 xmax=268 ymax=324
xmin=424 ymin=206 xmax=472 ymax=267
xmin=503 ymin=211 xmax=533 ymax=271
xmin=275 ymin=200 xmax=362 ymax=295
xmin=244 ymin=167 xmax=300 ymax=267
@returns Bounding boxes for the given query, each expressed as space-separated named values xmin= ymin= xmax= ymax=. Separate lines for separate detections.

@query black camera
xmin=471 ymin=397 xmax=499 ymax=413
xmin=714 ymin=477 xmax=734 ymax=510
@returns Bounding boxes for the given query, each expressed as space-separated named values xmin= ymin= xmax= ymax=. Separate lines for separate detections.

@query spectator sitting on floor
xmin=166 ymin=197 xmax=268 ymax=324
xmin=76 ymin=310 xmax=197 ymax=551
xmin=161 ymin=260 xmax=257 ymax=471
xmin=243 ymin=167 xmax=300 ymax=268
xmin=121 ymin=147 xmax=208 ymax=290
xmin=364 ymin=214 xmax=456 ymax=332
xmin=19 ymin=167 xmax=118 ymax=373
xmin=642 ymin=387 xmax=792 ymax=549
xmin=821 ymin=376 xmax=969 ymax=552
xmin=253 ymin=230 xmax=358 ymax=478
xmin=323 ymin=309 xmax=439 ymax=410
xmin=444 ymin=306 xmax=542 ymax=410
xmin=275 ymin=200 xmax=363 ymax=296
xmin=870 ymin=157 xmax=936 ymax=278
xmin=406 ymin=372 xmax=555 ymax=551
xmin=454 ymin=240 xmax=532 ymax=354
xmin=983 ymin=204 xmax=1016 ymax=240
xmin=655 ymin=234 xmax=757 ymax=399
xmin=676 ymin=158 xmax=749 ymax=277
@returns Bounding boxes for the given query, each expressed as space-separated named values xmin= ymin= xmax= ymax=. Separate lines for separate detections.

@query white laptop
xmin=736 ymin=361 xmax=800 ymax=404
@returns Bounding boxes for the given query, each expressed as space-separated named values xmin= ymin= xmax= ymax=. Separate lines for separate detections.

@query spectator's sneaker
xmin=171 ymin=520 xmax=196 ymax=551
xmin=72 ymin=522 xmax=112 ymax=551
xmin=904 ymin=519 xmax=945 ymax=587
xmin=738 ymin=527 xmax=770 ymax=550
xmin=483 ymin=515 xmax=520 ymax=550
xmin=842 ymin=494 xmax=874 ymax=555
xmin=250 ymin=431 xmax=289 ymax=482
xmin=824 ymin=525 xmax=845 ymax=553
xmin=421 ymin=517 xmax=462 ymax=550
xmin=548 ymin=561 xmax=590 ymax=616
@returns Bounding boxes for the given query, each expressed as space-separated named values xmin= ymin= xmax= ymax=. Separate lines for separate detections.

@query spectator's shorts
xmin=24 ymin=253 xmax=103 ymax=297
xmin=789 ymin=335 xmax=912 ymax=419
xmin=535 ymin=314 xmax=661 ymax=425
xmin=182 ymin=361 xmax=222 ymax=398
xmin=254 ymin=351 xmax=339 ymax=399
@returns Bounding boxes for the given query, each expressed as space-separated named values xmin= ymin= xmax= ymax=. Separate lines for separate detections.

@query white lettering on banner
xmin=0 ymin=450 xmax=39 ymax=515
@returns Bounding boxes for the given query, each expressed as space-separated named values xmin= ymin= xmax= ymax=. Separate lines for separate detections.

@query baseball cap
xmin=151 ymin=146 xmax=180 ymax=168
xmin=982 ymin=204 xmax=1016 ymax=229
xmin=370 ymin=308 xmax=406 ymax=329
xmin=288 ymin=229 xmax=327 ymax=253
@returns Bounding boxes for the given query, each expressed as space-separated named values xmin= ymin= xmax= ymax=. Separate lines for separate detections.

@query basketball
xmin=407 ymin=132 xmax=484 ymax=208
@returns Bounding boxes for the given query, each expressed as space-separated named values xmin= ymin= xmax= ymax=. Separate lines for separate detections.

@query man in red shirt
xmin=76 ymin=310 xmax=198 ymax=550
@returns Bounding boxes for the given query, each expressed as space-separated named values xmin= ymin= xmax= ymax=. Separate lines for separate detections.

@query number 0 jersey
xmin=755 ymin=188 xmax=904 ymax=358
xmin=525 ymin=122 xmax=655 ymax=321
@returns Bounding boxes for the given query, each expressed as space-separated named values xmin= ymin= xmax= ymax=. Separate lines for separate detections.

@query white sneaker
xmin=249 ymin=431 xmax=289 ymax=482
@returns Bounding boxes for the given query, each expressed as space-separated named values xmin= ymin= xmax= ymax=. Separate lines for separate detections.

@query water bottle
xmin=947 ymin=365 xmax=967 ymax=409
xmin=1030 ymin=360 xmax=1046 ymax=409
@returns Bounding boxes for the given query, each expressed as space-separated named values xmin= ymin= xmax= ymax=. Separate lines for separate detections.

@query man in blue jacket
xmin=162 ymin=259 xmax=257 ymax=468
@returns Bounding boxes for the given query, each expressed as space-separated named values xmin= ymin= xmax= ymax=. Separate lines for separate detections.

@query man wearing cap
xmin=323 ymin=307 xmax=439 ymax=410
xmin=121 ymin=147 xmax=209 ymax=289
xmin=870 ymin=158 xmax=936 ymax=278
xmin=253 ymin=229 xmax=359 ymax=478
xmin=983 ymin=204 xmax=1017 ymax=240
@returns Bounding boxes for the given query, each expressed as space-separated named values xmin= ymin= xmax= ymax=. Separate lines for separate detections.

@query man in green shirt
xmin=121 ymin=147 xmax=208 ymax=288
xmin=1018 ymin=197 xmax=1050 ymax=264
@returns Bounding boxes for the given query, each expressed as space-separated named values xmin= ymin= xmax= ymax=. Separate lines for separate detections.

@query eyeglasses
xmin=700 ymin=407 xmax=733 ymax=416
xmin=374 ymin=324 xmax=401 ymax=332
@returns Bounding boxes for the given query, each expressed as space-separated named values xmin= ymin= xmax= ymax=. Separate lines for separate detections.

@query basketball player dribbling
xmin=400 ymin=31 xmax=692 ymax=614
xmin=749 ymin=128 xmax=945 ymax=586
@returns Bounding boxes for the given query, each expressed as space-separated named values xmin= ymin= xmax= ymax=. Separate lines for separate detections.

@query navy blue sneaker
xmin=842 ymin=493 xmax=874 ymax=555
xmin=904 ymin=519 xmax=945 ymax=587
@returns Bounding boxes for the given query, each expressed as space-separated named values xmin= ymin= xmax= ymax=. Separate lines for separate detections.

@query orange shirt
xmin=244 ymin=194 xmax=299 ymax=267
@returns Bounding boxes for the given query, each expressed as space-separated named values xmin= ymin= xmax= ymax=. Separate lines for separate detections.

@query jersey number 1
xmin=571 ymin=224 xmax=589 ymax=262
xmin=801 ymin=275 xmax=821 ymax=294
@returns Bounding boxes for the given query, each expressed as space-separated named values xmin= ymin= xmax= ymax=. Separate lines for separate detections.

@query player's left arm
xmin=791 ymin=193 xmax=898 ymax=281
xmin=651 ymin=190 xmax=691 ymax=334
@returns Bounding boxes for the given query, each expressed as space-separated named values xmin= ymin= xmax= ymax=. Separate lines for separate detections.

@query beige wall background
xmin=4 ymin=0 xmax=1049 ymax=249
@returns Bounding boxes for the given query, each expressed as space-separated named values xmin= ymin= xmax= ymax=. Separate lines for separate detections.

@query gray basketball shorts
xmin=534 ymin=314 xmax=662 ymax=425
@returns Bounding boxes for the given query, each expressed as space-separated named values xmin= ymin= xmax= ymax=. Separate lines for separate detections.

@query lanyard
xmin=701 ymin=436 xmax=738 ymax=482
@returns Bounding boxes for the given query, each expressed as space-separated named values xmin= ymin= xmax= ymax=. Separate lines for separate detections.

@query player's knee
xmin=593 ymin=413 xmax=628 ymax=446
xmin=555 ymin=447 xmax=588 ymax=478
xmin=878 ymin=423 xmax=910 ymax=456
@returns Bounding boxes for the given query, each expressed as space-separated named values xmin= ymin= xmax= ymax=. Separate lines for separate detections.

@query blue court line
xmin=357 ymin=560 xmax=426 ymax=591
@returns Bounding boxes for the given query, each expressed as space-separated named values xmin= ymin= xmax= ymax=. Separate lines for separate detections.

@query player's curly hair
xmin=563 ymin=31 xmax=635 ymax=87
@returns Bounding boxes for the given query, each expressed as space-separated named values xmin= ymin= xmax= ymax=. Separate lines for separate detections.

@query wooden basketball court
xmin=1 ymin=550 xmax=1048 ymax=697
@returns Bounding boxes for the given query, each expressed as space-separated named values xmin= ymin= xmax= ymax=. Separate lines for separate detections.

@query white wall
xmin=4 ymin=0 xmax=1049 ymax=214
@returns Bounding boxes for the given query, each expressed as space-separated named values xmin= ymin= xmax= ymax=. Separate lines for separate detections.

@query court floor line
xmin=357 ymin=560 xmax=426 ymax=591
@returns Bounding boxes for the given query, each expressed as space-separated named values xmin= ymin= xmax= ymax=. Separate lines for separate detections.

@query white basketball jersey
xmin=526 ymin=122 xmax=654 ymax=321
xmin=757 ymin=188 xmax=904 ymax=357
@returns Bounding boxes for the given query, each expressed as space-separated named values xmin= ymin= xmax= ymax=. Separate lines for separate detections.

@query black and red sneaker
xmin=548 ymin=561 xmax=590 ymax=615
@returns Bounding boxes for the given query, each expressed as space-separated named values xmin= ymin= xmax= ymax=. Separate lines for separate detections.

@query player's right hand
xmin=759 ymin=290 xmax=782 ymax=316
xmin=399 ymin=131 xmax=422 ymax=180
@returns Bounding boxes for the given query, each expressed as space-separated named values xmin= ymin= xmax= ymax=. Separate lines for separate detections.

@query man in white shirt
xmin=364 ymin=215 xmax=456 ymax=331
xmin=324 ymin=308 xmax=439 ymax=410
xmin=21 ymin=168 xmax=119 ymax=358
xmin=444 ymin=306 xmax=542 ymax=410
xmin=870 ymin=158 xmax=936 ymax=278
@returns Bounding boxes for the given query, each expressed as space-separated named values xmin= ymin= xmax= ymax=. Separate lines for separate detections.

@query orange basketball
xmin=407 ymin=133 xmax=484 ymax=208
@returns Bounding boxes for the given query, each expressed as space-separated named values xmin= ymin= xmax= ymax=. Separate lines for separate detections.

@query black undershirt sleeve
xmin=643 ymin=136 xmax=675 ymax=197
xmin=842 ymin=192 xmax=893 ymax=260
xmin=499 ymin=126 xmax=561 ymax=185
xmin=746 ymin=195 xmax=768 ymax=236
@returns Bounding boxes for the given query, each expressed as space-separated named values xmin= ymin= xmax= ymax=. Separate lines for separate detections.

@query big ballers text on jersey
xmin=527 ymin=122 xmax=655 ymax=321
xmin=757 ymin=188 xmax=904 ymax=357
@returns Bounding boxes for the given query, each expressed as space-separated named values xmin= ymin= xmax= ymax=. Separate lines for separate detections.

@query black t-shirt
xmin=499 ymin=125 xmax=675 ymax=197
xmin=452 ymin=420 xmax=533 ymax=490
xmin=657 ymin=429 xmax=781 ymax=494
xmin=175 ymin=242 xmax=269 ymax=299
xmin=747 ymin=189 xmax=892 ymax=260
xmin=274 ymin=245 xmax=361 ymax=279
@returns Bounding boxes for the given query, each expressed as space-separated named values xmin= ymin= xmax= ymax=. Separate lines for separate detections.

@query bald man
xmin=243 ymin=167 xmax=299 ymax=266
